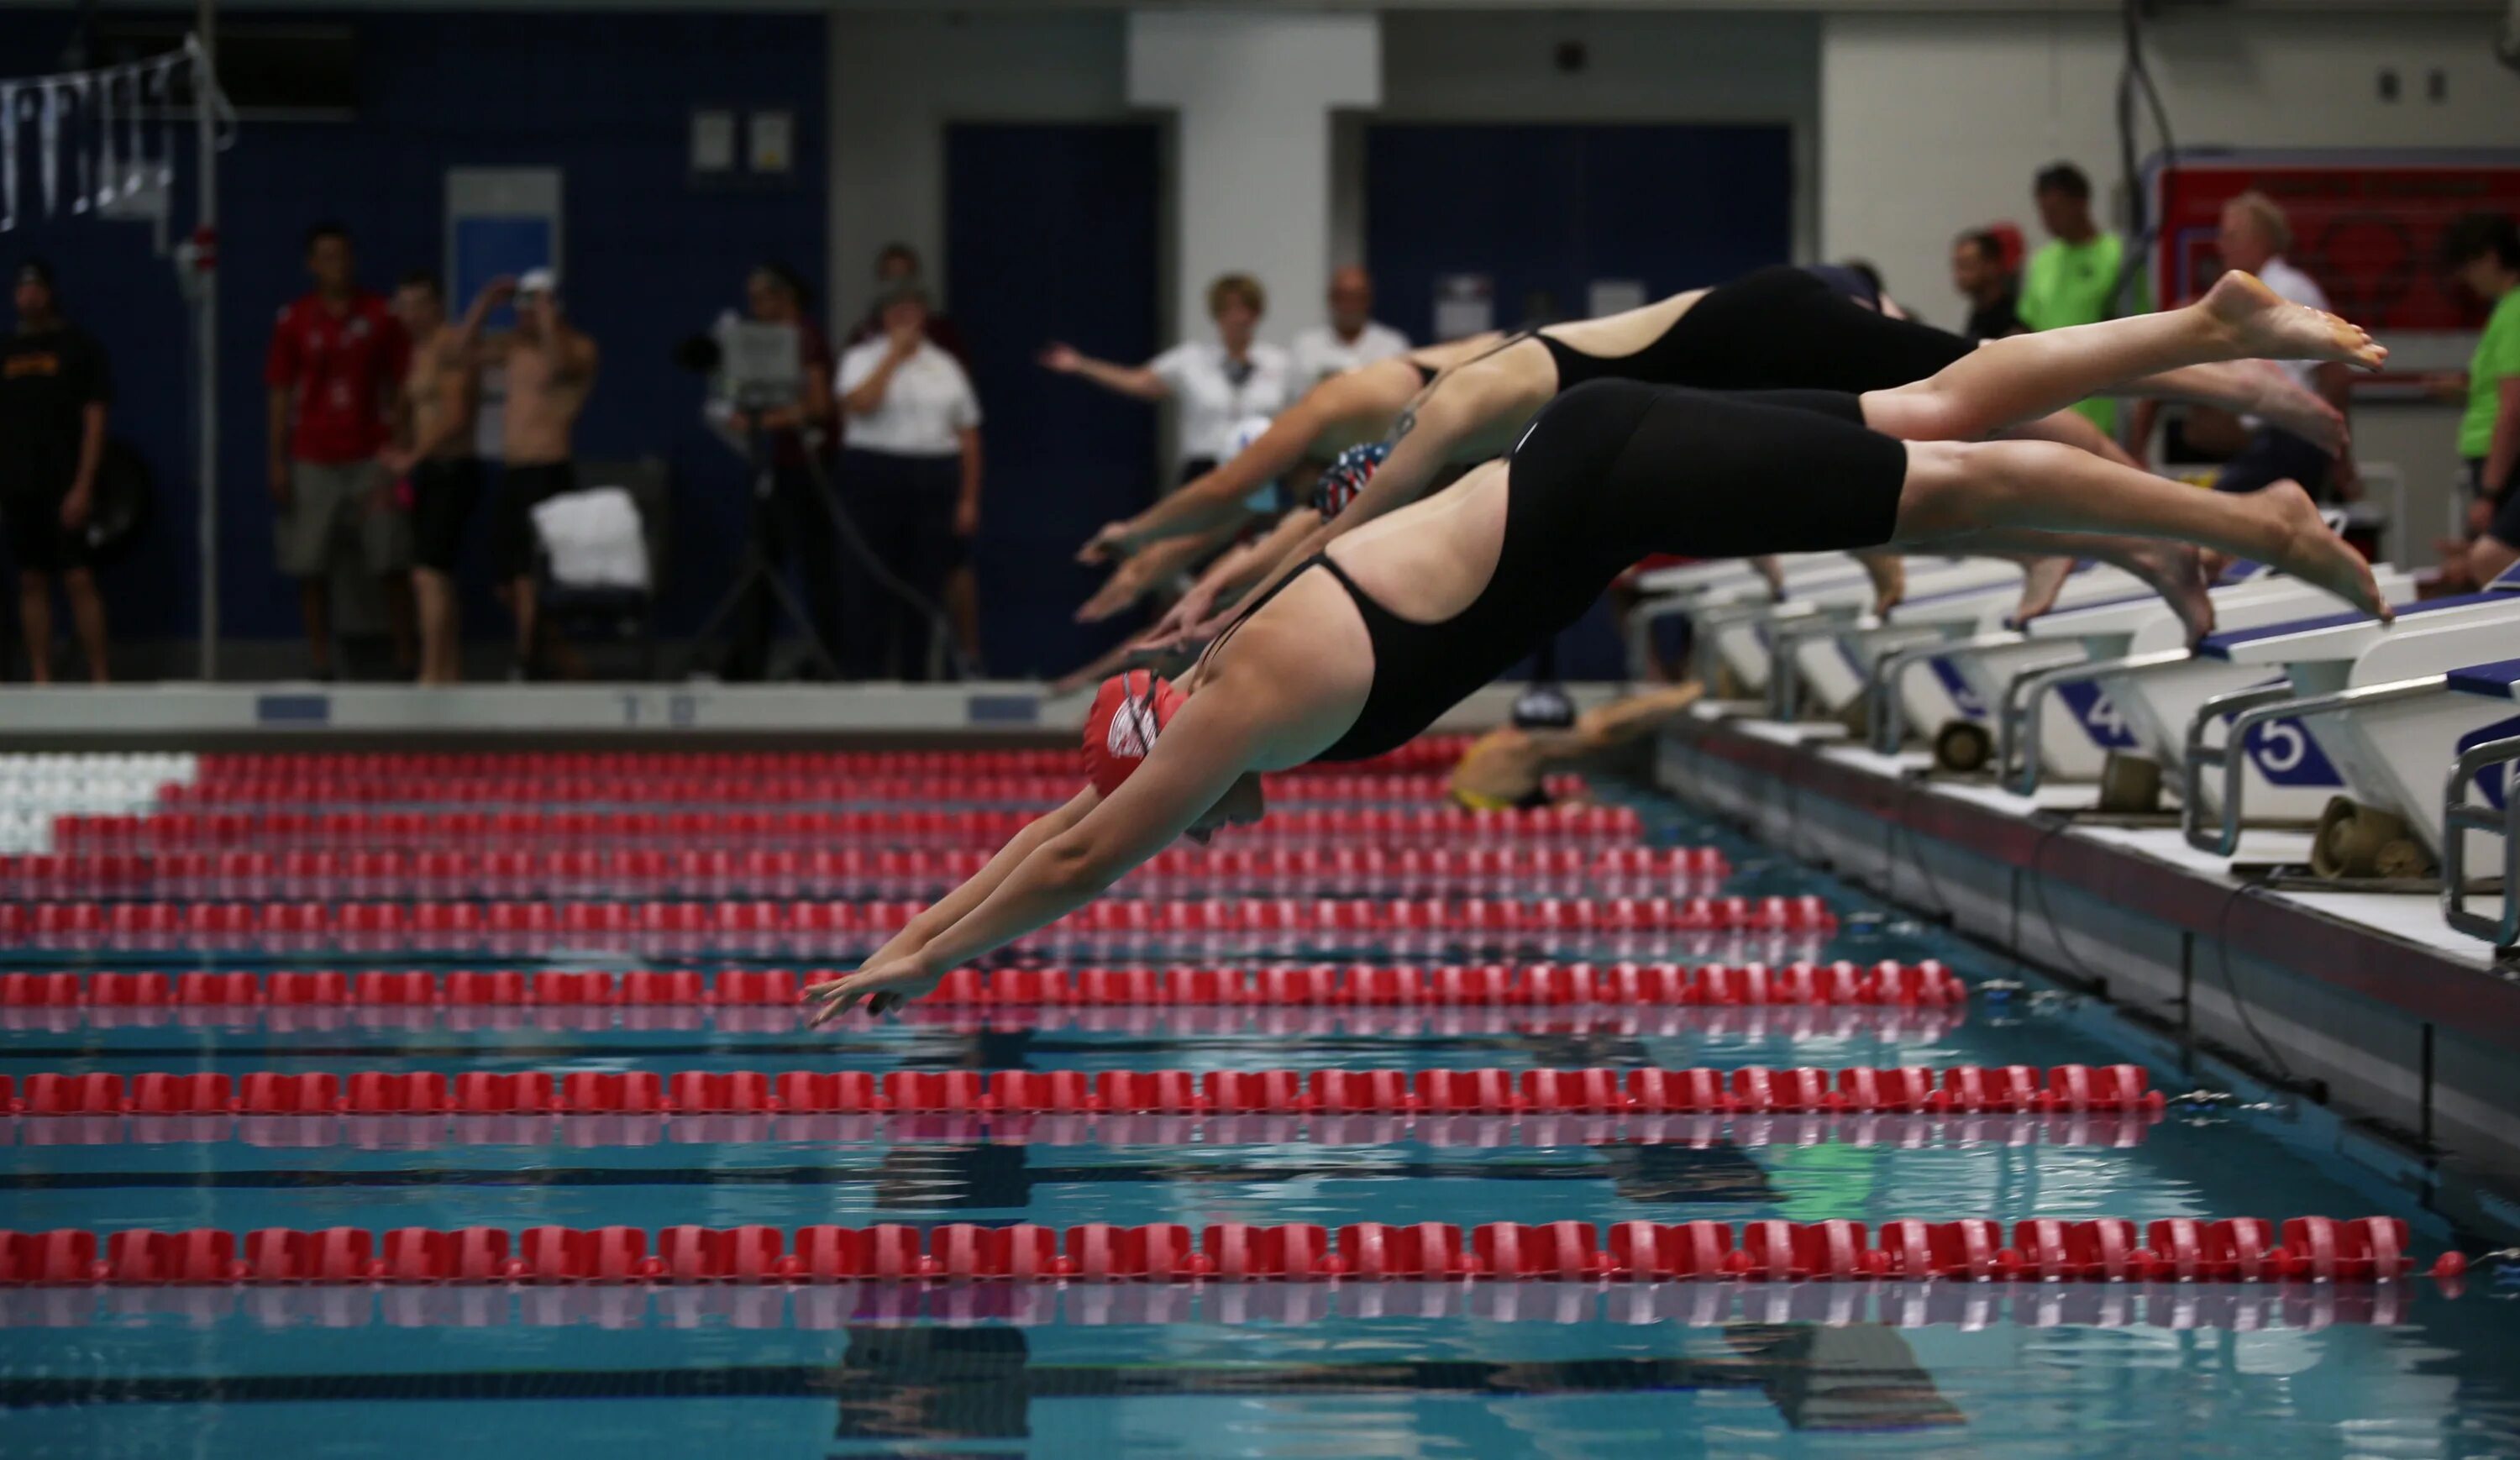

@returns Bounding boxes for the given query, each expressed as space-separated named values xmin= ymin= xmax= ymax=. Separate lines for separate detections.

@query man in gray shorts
xmin=264 ymin=222 xmax=414 ymax=679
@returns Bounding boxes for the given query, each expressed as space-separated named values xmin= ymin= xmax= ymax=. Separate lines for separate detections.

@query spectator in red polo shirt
xmin=265 ymin=222 xmax=413 ymax=680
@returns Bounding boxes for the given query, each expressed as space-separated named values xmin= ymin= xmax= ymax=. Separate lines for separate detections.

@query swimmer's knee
xmin=1863 ymin=381 xmax=1989 ymax=444
xmin=1893 ymin=439 xmax=2052 ymax=538
xmin=1860 ymin=385 xmax=1946 ymax=442
xmin=2470 ymin=535 xmax=2518 ymax=586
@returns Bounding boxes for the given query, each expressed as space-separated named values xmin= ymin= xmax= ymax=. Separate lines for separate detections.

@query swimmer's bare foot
xmin=2239 ymin=359 xmax=2349 ymax=454
xmin=2010 ymin=554 xmax=2076 ymax=628
xmin=2202 ymin=270 xmax=2387 ymax=370
xmin=2258 ymin=479 xmax=2391 ymax=621
xmin=2118 ymin=541 xmax=2216 ymax=646
xmin=1857 ymin=552 xmax=1905 ymax=617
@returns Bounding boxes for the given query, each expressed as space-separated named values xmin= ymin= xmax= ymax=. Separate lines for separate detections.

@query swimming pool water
xmin=7 ymin=786 xmax=2520 ymax=1459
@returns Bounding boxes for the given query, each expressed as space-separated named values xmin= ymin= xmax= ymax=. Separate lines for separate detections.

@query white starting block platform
xmin=1662 ymin=702 xmax=2520 ymax=1184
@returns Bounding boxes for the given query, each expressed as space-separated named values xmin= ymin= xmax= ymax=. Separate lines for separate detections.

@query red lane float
xmin=0 ymin=1275 xmax=2434 ymax=1330
xmin=1 ymin=843 xmax=1726 ymax=902
xmin=50 ymin=803 xmax=1648 ymax=856
xmin=0 ymin=1217 xmax=2444 ymax=1286
xmin=1 ymin=1002 xmax=1973 ymax=1048
xmin=157 ymin=769 xmax=1564 ymax=811
xmin=0 ymin=1061 xmax=2151 ymax=1118
xmin=1 ymin=960 xmax=1947 ymax=1011
xmin=181 ymin=742 xmax=1477 ymax=788
xmin=0 ymin=893 xmax=1829 ymax=951
xmin=0 ymin=1108 xmax=2158 ymax=1152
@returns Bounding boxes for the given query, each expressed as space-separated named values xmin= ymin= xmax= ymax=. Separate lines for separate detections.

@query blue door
xmin=1367 ymin=123 xmax=1792 ymax=678
xmin=946 ymin=123 xmax=1162 ymax=679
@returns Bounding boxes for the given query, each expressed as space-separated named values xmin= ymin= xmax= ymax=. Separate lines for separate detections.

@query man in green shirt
xmin=2019 ymin=162 xmax=2128 ymax=436
xmin=2444 ymin=212 xmax=2520 ymax=585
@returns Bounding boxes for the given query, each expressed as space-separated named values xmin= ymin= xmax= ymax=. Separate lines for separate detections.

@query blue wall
xmin=1368 ymin=122 xmax=1793 ymax=680
xmin=0 ymin=11 xmax=827 ymax=643
xmin=946 ymin=123 xmax=1162 ymax=680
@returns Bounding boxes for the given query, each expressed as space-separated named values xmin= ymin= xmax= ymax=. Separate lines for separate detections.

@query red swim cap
xmin=1083 ymin=670 xmax=1186 ymax=796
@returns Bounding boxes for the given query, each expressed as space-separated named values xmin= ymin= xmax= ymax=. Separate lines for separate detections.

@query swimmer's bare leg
xmin=1861 ymin=273 xmax=2384 ymax=443
xmin=1854 ymin=550 xmax=1905 ymax=616
xmin=1925 ymin=526 xmax=2213 ymax=643
xmin=2126 ymin=359 xmax=2345 ymax=455
xmin=1893 ymin=439 xmax=2385 ymax=638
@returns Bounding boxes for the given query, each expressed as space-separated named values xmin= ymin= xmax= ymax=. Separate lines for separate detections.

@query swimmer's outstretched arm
xmin=1081 ymin=386 xmax=1352 ymax=563
xmin=1142 ymin=508 xmax=1323 ymax=652
xmin=1041 ymin=344 xmax=1169 ymax=402
xmin=1520 ymin=683 xmax=1707 ymax=762
xmin=805 ymin=691 xmax=1281 ymax=1021
xmin=1075 ymin=522 xmax=1239 ymax=624
xmin=810 ymin=786 xmax=1102 ymax=1011
xmin=1163 ymin=361 xmax=1541 ymax=652
xmin=1048 ymin=636 xmax=1169 ymax=699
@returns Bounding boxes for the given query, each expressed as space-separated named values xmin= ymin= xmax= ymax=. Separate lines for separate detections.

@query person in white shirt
xmin=1288 ymin=266 xmax=1411 ymax=390
xmin=1041 ymin=272 xmax=1290 ymax=484
xmin=837 ymin=283 xmax=983 ymax=680
xmin=2197 ymin=192 xmax=2359 ymax=502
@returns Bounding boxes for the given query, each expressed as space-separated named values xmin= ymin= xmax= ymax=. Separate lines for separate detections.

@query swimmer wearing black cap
xmin=804 ymin=278 xmax=2388 ymax=1024
xmin=1448 ymin=682 xmax=1705 ymax=812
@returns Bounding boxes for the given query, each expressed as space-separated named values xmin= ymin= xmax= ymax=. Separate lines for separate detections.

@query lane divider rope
xmin=0 ymin=1273 xmax=2438 ymax=1329
xmin=2 ymin=959 xmax=1941 ymax=1009
xmin=3 ymin=1216 xmax=2460 ymax=1286
xmin=6 ymin=1062 xmax=2141 ymax=1117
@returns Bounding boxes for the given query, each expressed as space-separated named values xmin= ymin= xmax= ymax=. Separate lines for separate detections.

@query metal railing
xmin=1863 ymin=632 xmax=2074 ymax=758
xmin=1761 ymin=606 xmax=1869 ymax=722
xmin=2442 ymin=733 xmax=2520 ymax=948
xmin=1685 ymin=597 xmax=1845 ymax=696
xmin=1996 ymin=649 xmax=2192 ymax=796
xmin=2181 ymin=676 xmax=2446 ymax=857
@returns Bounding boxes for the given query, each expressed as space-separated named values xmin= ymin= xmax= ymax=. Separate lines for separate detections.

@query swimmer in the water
xmin=1447 ymin=681 xmax=1706 ymax=812
xmin=805 ymin=279 xmax=2386 ymax=1021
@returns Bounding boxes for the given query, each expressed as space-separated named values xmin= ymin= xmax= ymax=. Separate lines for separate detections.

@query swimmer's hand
xmin=805 ymin=957 xmax=941 ymax=1025
xmin=1078 ymin=521 xmax=1137 ymax=566
xmin=1076 ymin=558 xmax=1160 ymax=622
xmin=1119 ymin=631 xmax=1204 ymax=677
xmin=1143 ymin=580 xmax=1220 ymax=646
xmin=1168 ymin=607 xmax=1242 ymax=655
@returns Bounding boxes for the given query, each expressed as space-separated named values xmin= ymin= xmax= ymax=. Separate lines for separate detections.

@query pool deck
xmin=1660 ymin=703 xmax=2520 ymax=1200
xmin=0 ymin=680 xmax=1613 ymax=751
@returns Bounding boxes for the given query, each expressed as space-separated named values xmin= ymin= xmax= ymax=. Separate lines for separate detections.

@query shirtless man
xmin=477 ymin=269 xmax=598 ymax=676
xmin=379 ymin=273 xmax=491 ymax=683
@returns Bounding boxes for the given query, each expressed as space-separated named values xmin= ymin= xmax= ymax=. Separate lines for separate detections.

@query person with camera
xmin=0 ymin=260 xmax=113 ymax=683
xmin=837 ymin=282 xmax=981 ymax=680
xmin=717 ymin=262 xmax=842 ymax=680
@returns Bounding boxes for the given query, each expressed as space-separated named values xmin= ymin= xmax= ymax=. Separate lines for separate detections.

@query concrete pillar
xmin=1127 ymin=10 xmax=1380 ymax=345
